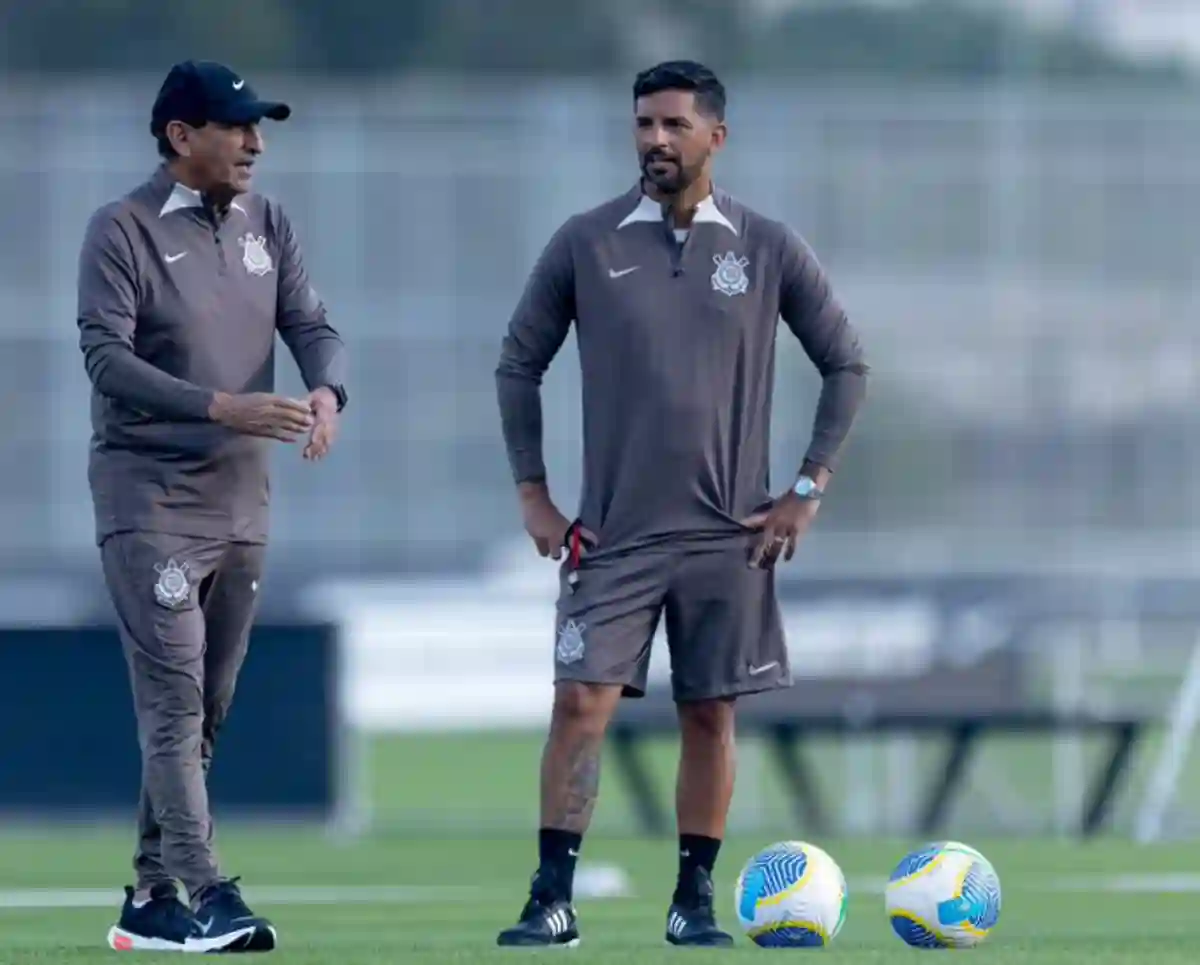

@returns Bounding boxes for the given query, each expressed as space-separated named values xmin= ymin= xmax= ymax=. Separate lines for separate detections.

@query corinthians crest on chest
xmin=711 ymin=250 xmax=750 ymax=296
xmin=238 ymin=232 xmax=274 ymax=277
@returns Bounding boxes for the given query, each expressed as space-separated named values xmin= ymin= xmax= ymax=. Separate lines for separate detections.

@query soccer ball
xmin=734 ymin=840 xmax=847 ymax=947
xmin=885 ymin=841 xmax=1002 ymax=948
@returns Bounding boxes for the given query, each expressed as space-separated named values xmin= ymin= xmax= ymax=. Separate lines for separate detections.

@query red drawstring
xmin=566 ymin=523 xmax=583 ymax=593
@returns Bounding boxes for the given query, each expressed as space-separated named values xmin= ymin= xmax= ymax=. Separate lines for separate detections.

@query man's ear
xmin=709 ymin=122 xmax=727 ymax=153
xmin=165 ymin=120 xmax=193 ymax=158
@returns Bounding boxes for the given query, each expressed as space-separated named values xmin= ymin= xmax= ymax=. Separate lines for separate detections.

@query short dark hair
xmin=633 ymin=60 xmax=726 ymax=122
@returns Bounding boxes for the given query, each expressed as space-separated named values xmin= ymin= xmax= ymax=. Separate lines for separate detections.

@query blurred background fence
xmin=4 ymin=0 xmax=1200 ymax=843
xmin=8 ymin=76 xmax=1200 ymax=576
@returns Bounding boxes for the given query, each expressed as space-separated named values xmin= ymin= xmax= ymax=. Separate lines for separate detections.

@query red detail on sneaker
xmin=112 ymin=934 xmax=134 ymax=951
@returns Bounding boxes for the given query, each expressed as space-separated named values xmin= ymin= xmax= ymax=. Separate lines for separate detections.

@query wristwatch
xmin=792 ymin=476 xmax=823 ymax=500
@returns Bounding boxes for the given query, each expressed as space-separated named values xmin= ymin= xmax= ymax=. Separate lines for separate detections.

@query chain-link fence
xmin=1 ymin=76 xmax=1198 ymax=577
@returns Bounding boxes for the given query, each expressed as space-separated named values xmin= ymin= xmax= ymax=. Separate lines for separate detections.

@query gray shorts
xmin=552 ymin=541 xmax=792 ymax=701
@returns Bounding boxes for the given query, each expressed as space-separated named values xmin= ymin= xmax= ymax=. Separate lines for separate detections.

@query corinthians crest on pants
xmin=238 ymin=233 xmax=274 ymax=276
xmin=711 ymin=251 xmax=750 ymax=296
xmin=153 ymin=558 xmax=191 ymax=609
xmin=556 ymin=619 xmax=586 ymax=665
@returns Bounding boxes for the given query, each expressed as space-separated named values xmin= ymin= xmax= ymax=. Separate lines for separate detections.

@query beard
xmin=640 ymin=151 xmax=705 ymax=195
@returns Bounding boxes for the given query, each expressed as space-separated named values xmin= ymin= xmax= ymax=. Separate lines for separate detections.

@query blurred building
xmin=992 ymin=0 xmax=1200 ymax=61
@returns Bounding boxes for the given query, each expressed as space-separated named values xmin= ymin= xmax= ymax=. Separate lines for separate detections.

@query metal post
xmin=1052 ymin=623 xmax=1087 ymax=836
xmin=326 ymin=616 xmax=373 ymax=842
xmin=1134 ymin=631 xmax=1200 ymax=842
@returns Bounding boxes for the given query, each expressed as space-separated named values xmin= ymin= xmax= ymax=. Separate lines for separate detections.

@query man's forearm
xmin=802 ymin=367 xmax=867 ymax=474
xmin=518 ymin=479 xmax=550 ymax=499
xmin=497 ymin=371 xmax=548 ymax=485
xmin=84 ymin=344 xmax=214 ymax=421
xmin=280 ymin=317 xmax=347 ymax=392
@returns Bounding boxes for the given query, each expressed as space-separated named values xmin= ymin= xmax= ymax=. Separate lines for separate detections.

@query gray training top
xmin=77 ymin=165 xmax=347 ymax=545
xmin=496 ymin=185 xmax=868 ymax=555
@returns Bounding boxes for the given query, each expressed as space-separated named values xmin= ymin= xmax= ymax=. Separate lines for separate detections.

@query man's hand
xmin=740 ymin=490 xmax=821 ymax=569
xmin=208 ymin=392 xmax=314 ymax=442
xmin=518 ymin=482 xmax=597 ymax=559
xmin=303 ymin=386 xmax=340 ymax=461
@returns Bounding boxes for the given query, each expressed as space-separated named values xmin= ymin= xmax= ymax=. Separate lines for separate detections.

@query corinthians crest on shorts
xmin=238 ymin=232 xmax=274 ymax=276
xmin=711 ymin=251 xmax=750 ymax=296
xmin=153 ymin=558 xmax=191 ymax=609
xmin=556 ymin=619 xmax=586 ymax=665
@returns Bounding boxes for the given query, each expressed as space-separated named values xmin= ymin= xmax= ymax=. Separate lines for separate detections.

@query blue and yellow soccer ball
xmin=734 ymin=840 xmax=848 ymax=947
xmin=885 ymin=841 xmax=1002 ymax=948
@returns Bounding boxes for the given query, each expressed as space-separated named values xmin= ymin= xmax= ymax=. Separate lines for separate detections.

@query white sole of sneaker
xmin=184 ymin=924 xmax=268 ymax=953
xmin=106 ymin=925 xmax=188 ymax=952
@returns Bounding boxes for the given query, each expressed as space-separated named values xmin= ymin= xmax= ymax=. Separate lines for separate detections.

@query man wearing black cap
xmin=76 ymin=60 xmax=349 ymax=954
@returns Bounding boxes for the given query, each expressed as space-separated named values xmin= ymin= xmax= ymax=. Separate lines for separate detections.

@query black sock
xmin=535 ymin=828 xmax=583 ymax=902
xmin=675 ymin=834 xmax=722 ymax=904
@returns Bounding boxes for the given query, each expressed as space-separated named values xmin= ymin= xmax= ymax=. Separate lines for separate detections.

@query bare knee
xmin=551 ymin=681 xmax=621 ymax=733
xmin=678 ymin=698 xmax=736 ymax=743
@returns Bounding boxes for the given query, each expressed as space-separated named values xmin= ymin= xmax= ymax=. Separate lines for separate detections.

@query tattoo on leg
xmin=544 ymin=732 xmax=603 ymax=832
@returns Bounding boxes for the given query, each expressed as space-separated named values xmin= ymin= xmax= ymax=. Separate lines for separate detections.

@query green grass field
xmin=3 ymin=731 xmax=1200 ymax=963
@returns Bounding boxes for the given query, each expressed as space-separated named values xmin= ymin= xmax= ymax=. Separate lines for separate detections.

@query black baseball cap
xmin=150 ymin=60 xmax=291 ymax=137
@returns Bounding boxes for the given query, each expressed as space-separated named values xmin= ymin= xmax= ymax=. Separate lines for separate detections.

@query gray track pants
xmin=100 ymin=531 xmax=264 ymax=899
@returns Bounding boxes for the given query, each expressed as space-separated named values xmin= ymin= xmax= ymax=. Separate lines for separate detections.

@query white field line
xmin=0 ymin=884 xmax=482 ymax=909
xmin=0 ymin=873 xmax=1198 ymax=910
xmin=1048 ymin=873 xmax=1200 ymax=893
xmin=854 ymin=873 xmax=1200 ymax=895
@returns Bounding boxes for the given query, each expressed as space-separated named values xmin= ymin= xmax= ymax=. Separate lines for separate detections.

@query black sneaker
xmin=497 ymin=880 xmax=580 ymax=948
xmin=665 ymin=869 xmax=735 ymax=947
xmin=187 ymin=877 xmax=277 ymax=953
xmin=106 ymin=882 xmax=199 ymax=952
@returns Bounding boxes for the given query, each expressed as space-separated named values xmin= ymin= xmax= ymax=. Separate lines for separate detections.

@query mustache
xmin=642 ymin=150 xmax=678 ymax=165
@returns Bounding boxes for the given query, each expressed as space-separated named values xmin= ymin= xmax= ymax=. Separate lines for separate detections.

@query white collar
xmin=616 ymin=192 xmax=737 ymax=235
xmin=159 ymin=181 xmax=247 ymax=218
